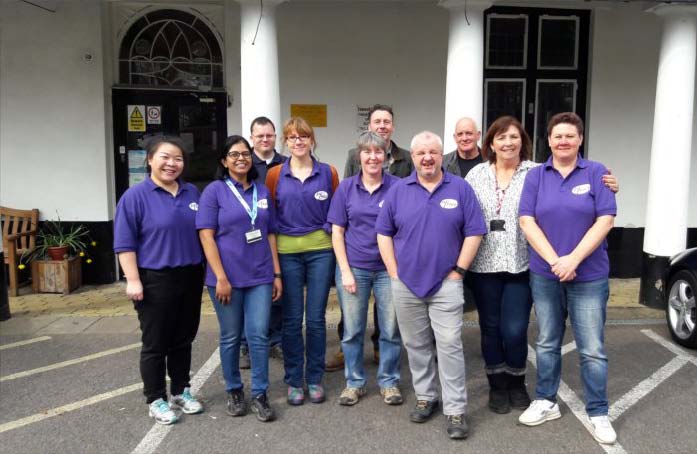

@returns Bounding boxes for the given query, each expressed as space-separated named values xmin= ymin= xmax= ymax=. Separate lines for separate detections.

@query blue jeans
xmin=240 ymin=300 xmax=282 ymax=350
xmin=335 ymin=266 xmax=401 ymax=389
xmin=208 ymin=285 xmax=272 ymax=396
xmin=471 ymin=271 xmax=532 ymax=375
xmin=530 ymin=273 xmax=610 ymax=416
xmin=279 ymin=249 xmax=335 ymax=388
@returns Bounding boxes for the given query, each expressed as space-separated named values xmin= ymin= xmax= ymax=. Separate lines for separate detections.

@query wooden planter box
xmin=31 ymin=256 xmax=82 ymax=295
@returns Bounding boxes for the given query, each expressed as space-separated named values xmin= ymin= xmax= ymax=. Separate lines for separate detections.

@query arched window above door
xmin=119 ymin=9 xmax=223 ymax=89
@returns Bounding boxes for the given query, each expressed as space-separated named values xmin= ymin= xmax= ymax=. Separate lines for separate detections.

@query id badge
xmin=245 ymin=228 xmax=262 ymax=244
xmin=490 ymin=219 xmax=506 ymax=232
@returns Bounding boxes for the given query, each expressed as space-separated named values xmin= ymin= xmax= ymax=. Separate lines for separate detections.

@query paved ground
xmin=2 ymin=279 xmax=695 ymax=454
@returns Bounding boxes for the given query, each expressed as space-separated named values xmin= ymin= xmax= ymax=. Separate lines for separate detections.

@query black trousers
xmin=135 ymin=264 xmax=204 ymax=403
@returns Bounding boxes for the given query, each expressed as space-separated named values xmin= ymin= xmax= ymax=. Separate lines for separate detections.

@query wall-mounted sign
xmin=290 ymin=104 xmax=327 ymax=127
xmin=146 ymin=105 xmax=161 ymax=125
xmin=127 ymin=105 xmax=146 ymax=132
xmin=128 ymin=149 xmax=147 ymax=187
xmin=356 ymin=105 xmax=372 ymax=133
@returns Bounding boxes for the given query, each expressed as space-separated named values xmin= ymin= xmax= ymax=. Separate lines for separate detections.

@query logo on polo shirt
xmin=189 ymin=202 xmax=199 ymax=211
xmin=258 ymin=198 xmax=269 ymax=209
xmin=314 ymin=191 xmax=329 ymax=201
xmin=572 ymin=184 xmax=591 ymax=195
xmin=379 ymin=200 xmax=385 ymax=208
xmin=440 ymin=199 xmax=458 ymax=209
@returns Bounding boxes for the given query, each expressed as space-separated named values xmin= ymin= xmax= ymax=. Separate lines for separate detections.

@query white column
xmin=238 ymin=0 xmax=284 ymax=133
xmin=644 ymin=6 xmax=697 ymax=257
xmin=439 ymin=0 xmax=491 ymax=152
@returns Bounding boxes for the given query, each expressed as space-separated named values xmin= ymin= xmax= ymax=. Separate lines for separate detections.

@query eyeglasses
xmin=360 ymin=150 xmax=385 ymax=157
xmin=287 ymin=135 xmax=310 ymax=142
xmin=253 ymin=134 xmax=276 ymax=140
xmin=227 ymin=151 xmax=252 ymax=159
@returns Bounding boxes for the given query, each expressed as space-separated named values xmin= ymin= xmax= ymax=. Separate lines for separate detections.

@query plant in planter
xmin=21 ymin=215 xmax=94 ymax=294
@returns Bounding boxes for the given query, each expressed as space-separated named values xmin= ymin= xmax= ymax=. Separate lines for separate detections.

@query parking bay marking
xmin=528 ymin=343 xmax=628 ymax=454
xmin=0 ymin=336 xmax=52 ymax=351
xmin=0 ymin=382 xmax=143 ymax=434
xmin=0 ymin=342 xmax=141 ymax=382
xmin=130 ymin=347 xmax=221 ymax=454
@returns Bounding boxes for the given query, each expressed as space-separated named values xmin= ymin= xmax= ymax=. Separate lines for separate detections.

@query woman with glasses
xmin=265 ymin=117 xmax=339 ymax=405
xmin=114 ymin=136 xmax=205 ymax=425
xmin=197 ymin=135 xmax=282 ymax=422
xmin=327 ymin=131 xmax=402 ymax=407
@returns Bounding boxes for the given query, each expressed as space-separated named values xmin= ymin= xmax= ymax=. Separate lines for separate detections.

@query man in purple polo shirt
xmin=376 ymin=131 xmax=486 ymax=440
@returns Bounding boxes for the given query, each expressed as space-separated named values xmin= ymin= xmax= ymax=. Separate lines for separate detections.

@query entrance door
xmin=112 ymin=88 xmax=227 ymax=201
xmin=483 ymin=7 xmax=590 ymax=161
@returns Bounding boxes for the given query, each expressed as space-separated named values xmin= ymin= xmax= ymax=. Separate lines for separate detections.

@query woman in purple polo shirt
xmin=518 ymin=112 xmax=618 ymax=445
xmin=327 ymin=131 xmax=402 ymax=407
xmin=114 ymin=136 xmax=205 ymax=425
xmin=197 ymin=135 xmax=282 ymax=422
xmin=266 ymin=117 xmax=339 ymax=405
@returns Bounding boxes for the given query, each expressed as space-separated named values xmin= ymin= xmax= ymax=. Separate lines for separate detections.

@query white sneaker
xmin=170 ymin=387 xmax=204 ymax=414
xmin=149 ymin=398 xmax=178 ymax=425
xmin=589 ymin=415 xmax=617 ymax=444
xmin=518 ymin=399 xmax=562 ymax=426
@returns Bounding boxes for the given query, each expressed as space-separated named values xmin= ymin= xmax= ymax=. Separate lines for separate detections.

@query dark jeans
xmin=135 ymin=264 xmax=204 ymax=403
xmin=337 ymin=304 xmax=379 ymax=351
xmin=470 ymin=271 xmax=532 ymax=375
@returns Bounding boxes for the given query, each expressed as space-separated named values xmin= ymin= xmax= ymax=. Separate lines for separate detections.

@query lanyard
xmin=225 ymin=178 xmax=257 ymax=226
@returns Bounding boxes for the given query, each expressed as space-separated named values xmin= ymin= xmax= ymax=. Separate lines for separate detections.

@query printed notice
xmin=128 ymin=105 xmax=146 ymax=132
xmin=146 ymin=106 xmax=161 ymax=125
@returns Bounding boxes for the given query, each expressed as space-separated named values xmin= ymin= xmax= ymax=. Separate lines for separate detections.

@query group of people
xmin=113 ymin=104 xmax=620 ymax=444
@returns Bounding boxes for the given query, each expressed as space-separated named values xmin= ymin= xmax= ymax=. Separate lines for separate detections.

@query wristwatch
xmin=274 ymin=273 xmax=282 ymax=278
xmin=453 ymin=266 xmax=467 ymax=277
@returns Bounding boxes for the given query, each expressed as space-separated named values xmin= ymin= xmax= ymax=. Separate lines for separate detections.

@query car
xmin=664 ymin=248 xmax=697 ymax=349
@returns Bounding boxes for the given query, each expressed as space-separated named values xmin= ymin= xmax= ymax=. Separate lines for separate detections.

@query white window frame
xmin=486 ymin=14 xmax=529 ymax=70
xmin=532 ymin=79 xmax=578 ymax=160
xmin=537 ymin=15 xmax=580 ymax=70
xmin=484 ymin=78 xmax=527 ymax=129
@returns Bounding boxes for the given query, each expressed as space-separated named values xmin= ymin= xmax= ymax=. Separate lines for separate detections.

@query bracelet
xmin=274 ymin=273 xmax=282 ymax=278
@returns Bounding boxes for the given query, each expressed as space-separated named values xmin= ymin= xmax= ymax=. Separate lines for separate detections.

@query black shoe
xmin=226 ymin=389 xmax=247 ymax=416
xmin=487 ymin=373 xmax=511 ymax=414
xmin=410 ymin=399 xmax=439 ymax=423
xmin=446 ymin=414 xmax=469 ymax=440
xmin=508 ymin=374 xmax=531 ymax=410
xmin=239 ymin=347 xmax=251 ymax=369
xmin=251 ymin=393 xmax=275 ymax=422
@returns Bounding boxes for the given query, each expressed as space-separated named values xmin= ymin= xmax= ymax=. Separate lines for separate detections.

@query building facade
xmin=1 ymin=0 xmax=695 ymax=305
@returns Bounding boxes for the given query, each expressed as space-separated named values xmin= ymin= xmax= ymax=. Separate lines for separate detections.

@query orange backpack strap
xmin=265 ymin=164 xmax=283 ymax=206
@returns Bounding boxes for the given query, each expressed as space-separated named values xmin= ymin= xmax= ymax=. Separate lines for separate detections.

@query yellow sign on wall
xmin=128 ymin=105 xmax=146 ymax=132
xmin=290 ymin=104 xmax=327 ymax=127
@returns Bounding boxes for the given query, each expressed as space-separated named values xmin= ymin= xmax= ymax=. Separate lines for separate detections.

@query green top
xmin=277 ymin=229 xmax=332 ymax=254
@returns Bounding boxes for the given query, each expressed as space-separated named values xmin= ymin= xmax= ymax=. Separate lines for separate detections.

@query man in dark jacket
xmin=343 ymin=104 xmax=413 ymax=178
xmin=442 ymin=117 xmax=483 ymax=178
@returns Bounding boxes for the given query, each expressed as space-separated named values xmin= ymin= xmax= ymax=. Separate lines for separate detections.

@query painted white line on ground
xmin=561 ymin=341 xmax=577 ymax=356
xmin=609 ymin=356 xmax=686 ymax=421
xmin=642 ymin=329 xmax=697 ymax=366
xmin=0 ymin=336 xmax=52 ymax=351
xmin=0 ymin=382 xmax=143 ymax=434
xmin=527 ymin=345 xmax=628 ymax=454
xmin=0 ymin=342 xmax=141 ymax=382
xmin=130 ymin=347 xmax=221 ymax=454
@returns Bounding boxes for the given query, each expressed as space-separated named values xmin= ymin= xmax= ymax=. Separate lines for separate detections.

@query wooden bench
xmin=1 ymin=207 xmax=39 ymax=296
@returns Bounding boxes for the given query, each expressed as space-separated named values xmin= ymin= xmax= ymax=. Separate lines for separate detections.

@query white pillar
xmin=439 ymin=0 xmax=491 ymax=152
xmin=641 ymin=5 xmax=697 ymax=306
xmin=238 ymin=0 xmax=284 ymax=133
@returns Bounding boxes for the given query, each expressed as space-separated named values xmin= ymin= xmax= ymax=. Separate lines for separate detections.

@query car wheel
xmin=666 ymin=269 xmax=697 ymax=349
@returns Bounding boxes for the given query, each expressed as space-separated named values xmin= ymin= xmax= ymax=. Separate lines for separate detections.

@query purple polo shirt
xmin=113 ymin=177 xmax=203 ymax=269
xmin=519 ymin=156 xmax=617 ymax=282
xmin=327 ymin=172 xmax=399 ymax=271
xmin=196 ymin=179 xmax=277 ymax=288
xmin=375 ymin=170 xmax=487 ymax=298
xmin=273 ymin=158 xmax=336 ymax=235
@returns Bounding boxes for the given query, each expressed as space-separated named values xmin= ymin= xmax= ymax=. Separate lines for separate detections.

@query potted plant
xmin=21 ymin=215 xmax=93 ymax=295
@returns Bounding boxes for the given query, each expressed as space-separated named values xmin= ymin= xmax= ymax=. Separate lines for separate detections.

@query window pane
xmin=485 ymin=80 xmax=525 ymax=130
xmin=487 ymin=15 xmax=527 ymax=68
xmin=539 ymin=17 xmax=577 ymax=68
xmin=535 ymin=81 xmax=576 ymax=162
